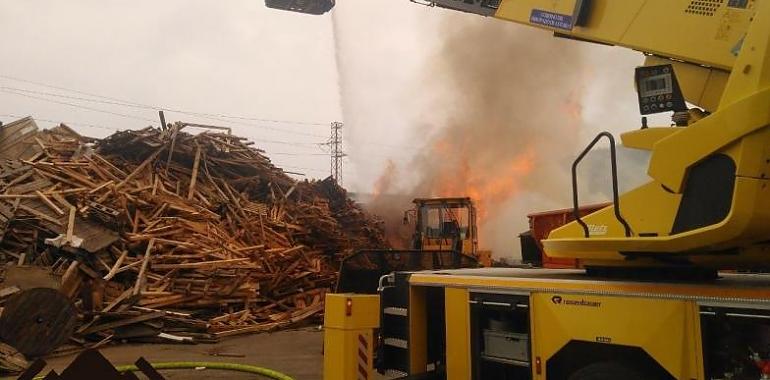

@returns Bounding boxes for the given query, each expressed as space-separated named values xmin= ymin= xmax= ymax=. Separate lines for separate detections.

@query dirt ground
xmin=40 ymin=328 xmax=325 ymax=380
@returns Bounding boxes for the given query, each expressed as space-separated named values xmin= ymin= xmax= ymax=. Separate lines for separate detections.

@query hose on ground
xmin=6 ymin=361 xmax=295 ymax=380
xmin=116 ymin=361 xmax=295 ymax=380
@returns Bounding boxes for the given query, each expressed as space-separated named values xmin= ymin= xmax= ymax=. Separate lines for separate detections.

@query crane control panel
xmin=635 ymin=64 xmax=687 ymax=115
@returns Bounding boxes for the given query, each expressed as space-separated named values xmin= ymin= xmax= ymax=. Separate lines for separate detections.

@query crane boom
xmin=423 ymin=0 xmax=758 ymax=112
xmin=436 ymin=0 xmax=752 ymax=71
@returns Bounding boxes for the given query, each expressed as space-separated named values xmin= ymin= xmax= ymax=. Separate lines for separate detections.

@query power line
xmin=0 ymin=74 xmax=329 ymax=127
xmin=0 ymin=113 xmax=120 ymax=132
xmin=0 ymin=85 xmax=329 ymax=138
xmin=0 ymin=86 xmax=154 ymax=110
xmin=0 ymin=77 xmax=428 ymax=152
xmin=0 ymin=112 xmax=417 ymax=165
xmin=0 ymin=89 xmax=157 ymax=123
xmin=359 ymin=140 xmax=421 ymax=151
xmin=0 ymin=114 xmax=327 ymax=177
xmin=0 ymin=112 xmax=328 ymax=150
xmin=268 ymin=152 xmax=329 ymax=156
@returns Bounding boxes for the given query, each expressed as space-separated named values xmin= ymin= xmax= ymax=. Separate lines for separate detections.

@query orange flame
xmin=427 ymin=145 xmax=535 ymax=227
xmin=372 ymin=159 xmax=397 ymax=198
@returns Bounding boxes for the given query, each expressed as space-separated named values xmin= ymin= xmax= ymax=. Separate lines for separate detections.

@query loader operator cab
xmin=409 ymin=197 xmax=479 ymax=261
xmin=421 ymin=204 xmax=467 ymax=239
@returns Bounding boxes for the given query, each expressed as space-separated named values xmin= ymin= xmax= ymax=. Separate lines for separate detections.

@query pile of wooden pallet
xmin=0 ymin=117 xmax=386 ymax=356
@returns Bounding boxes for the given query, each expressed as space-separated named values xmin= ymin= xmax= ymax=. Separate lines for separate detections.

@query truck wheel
xmin=567 ymin=361 xmax=647 ymax=380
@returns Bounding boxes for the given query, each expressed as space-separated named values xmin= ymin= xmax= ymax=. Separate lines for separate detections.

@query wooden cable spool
xmin=0 ymin=288 xmax=77 ymax=357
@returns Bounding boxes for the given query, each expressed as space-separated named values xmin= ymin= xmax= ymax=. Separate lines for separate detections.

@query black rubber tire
xmin=567 ymin=361 xmax=647 ymax=380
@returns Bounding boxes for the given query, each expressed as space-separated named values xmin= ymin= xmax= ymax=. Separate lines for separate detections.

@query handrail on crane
xmin=571 ymin=132 xmax=632 ymax=238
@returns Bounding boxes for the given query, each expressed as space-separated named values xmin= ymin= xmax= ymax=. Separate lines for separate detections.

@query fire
xmin=427 ymin=144 xmax=536 ymax=229
xmin=357 ymin=15 xmax=592 ymax=257
xmin=372 ymin=159 xmax=397 ymax=198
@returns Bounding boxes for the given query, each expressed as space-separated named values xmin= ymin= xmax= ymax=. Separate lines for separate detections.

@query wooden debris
xmin=0 ymin=118 xmax=387 ymax=356
xmin=0 ymin=342 xmax=28 ymax=373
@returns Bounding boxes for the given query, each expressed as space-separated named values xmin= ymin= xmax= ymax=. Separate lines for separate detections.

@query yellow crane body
xmin=324 ymin=268 xmax=770 ymax=379
xmin=473 ymin=0 xmax=770 ymax=271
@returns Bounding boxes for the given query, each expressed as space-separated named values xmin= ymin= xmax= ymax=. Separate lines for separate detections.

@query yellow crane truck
xmin=263 ymin=0 xmax=770 ymax=379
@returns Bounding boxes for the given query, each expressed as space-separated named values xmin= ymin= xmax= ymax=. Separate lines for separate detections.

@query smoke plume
xmin=368 ymin=15 xmax=593 ymax=257
xmin=332 ymin=3 xmax=646 ymax=259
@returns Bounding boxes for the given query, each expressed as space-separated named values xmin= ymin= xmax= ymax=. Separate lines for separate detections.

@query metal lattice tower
xmin=329 ymin=122 xmax=346 ymax=184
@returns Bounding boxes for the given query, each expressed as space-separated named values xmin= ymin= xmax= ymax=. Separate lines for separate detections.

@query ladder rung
xmin=383 ymin=338 xmax=408 ymax=349
xmin=383 ymin=307 xmax=408 ymax=317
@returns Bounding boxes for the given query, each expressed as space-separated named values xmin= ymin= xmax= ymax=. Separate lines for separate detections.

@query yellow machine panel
xmin=323 ymin=294 xmax=380 ymax=380
xmin=495 ymin=0 xmax=752 ymax=70
xmin=409 ymin=286 xmax=429 ymax=374
xmin=530 ymin=292 xmax=703 ymax=379
xmin=391 ymin=269 xmax=770 ymax=379
xmin=444 ymin=287 xmax=471 ymax=380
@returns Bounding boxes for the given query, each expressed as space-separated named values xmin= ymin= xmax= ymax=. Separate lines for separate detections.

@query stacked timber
xmin=0 ymin=117 xmax=386 ymax=359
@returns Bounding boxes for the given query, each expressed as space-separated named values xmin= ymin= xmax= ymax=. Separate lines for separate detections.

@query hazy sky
xmin=0 ymin=0 xmax=342 ymax=178
xmin=0 ymin=0 xmax=647 ymax=193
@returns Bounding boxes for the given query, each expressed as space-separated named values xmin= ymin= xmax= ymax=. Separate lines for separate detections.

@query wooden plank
xmin=60 ymin=261 xmax=81 ymax=298
xmin=0 ymin=342 xmax=29 ymax=372
xmin=187 ymin=143 xmax=202 ymax=200
xmin=66 ymin=206 xmax=76 ymax=242
xmin=35 ymin=190 xmax=64 ymax=215
xmin=92 ymin=153 xmax=128 ymax=178
xmin=87 ymin=180 xmax=114 ymax=195
xmin=0 ymin=287 xmax=20 ymax=299
xmin=133 ymin=239 xmax=155 ymax=296
xmin=213 ymin=321 xmax=284 ymax=338
xmin=50 ymin=191 xmax=74 ymax=209
xmin=114 ymin=146 xmax=165 ymax=191
xmin=103 ymin=250 xmax=128 ymax=281
xmin=17 ymin=204 xmax=63 ymax=226
xmin=133 ymin=306 xmax=191 ymax=318
xmin=113 ymin=260 xmax=143 ymax=275
xmin=76 ymin=288 xmax=134 ymax=335
xmin=165 ymin=124 xmax=181 ymax=172
xmin=80 ymin=311 xmax=165 ymax=335
xmin=151 ymin=258 xmax=251 ymax=270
